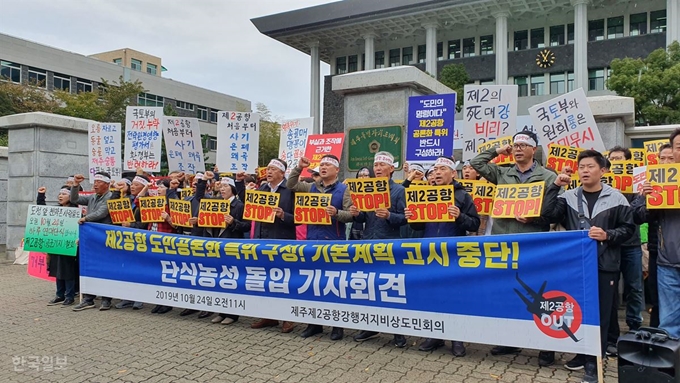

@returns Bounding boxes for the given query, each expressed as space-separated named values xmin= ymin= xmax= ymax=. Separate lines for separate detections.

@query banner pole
xmin=596 ymin=356 xmax=604 ymax=382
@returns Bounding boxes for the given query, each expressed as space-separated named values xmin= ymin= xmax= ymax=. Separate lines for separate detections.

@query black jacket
xmin=37 ymin=192 xmax=79 ymax=281
xmin=201 ymin=197 xmax=250 ymax=239
xmin=251 ymin=181 xmax=296 ymax=240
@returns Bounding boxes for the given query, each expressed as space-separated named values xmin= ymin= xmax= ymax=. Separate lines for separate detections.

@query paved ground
xmin=1 ymin=264 xmax=622 ymax=383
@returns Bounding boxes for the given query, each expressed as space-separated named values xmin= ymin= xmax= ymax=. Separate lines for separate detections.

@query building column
xmin=363 ymin=33 xmax=376 ymax=70
xmin=493 ymin=11 xmax=510 ymax=85
xmin=423 ymin=23 xmax=439 ymax=78
xmin=571 ymin=0 xmax=588 ymax=92
xmin=668 ymin=0 xmax=680 ymax=47
xmin=309 ymin=41 xmax=321 ymax=135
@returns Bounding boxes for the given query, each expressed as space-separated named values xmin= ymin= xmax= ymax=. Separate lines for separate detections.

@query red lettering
xmin=613 ymin=175 xmax=633 ymax=192
xmin=295 ymin=207 xmax=329 ymax=224
xmin=648 ymin=185 xmax=664 ymax=206
xmin=493 ymin=198 xmax=541 ymax=217
xmin=474 ymin=197 xmax=493 ymax=214
xmin=647 ymin=153 xmax=659 ymax=165
xmin=662 ymin=185 xmax=680 ymax=205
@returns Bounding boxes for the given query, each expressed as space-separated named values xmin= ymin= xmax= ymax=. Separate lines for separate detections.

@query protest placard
xmin=124 ymin=106 xmax=163 ymax=172
xmin=633 ymin=166 xmax=647 ymax=194
xmin=608 ymin=160 xmax=636 ymax=194
xmin=528 ymin=88 xmax=605 ymax=154
xmin=216 ymin=111 xmax=259 ymax=173
xmin=294 ymin=193 xmax=332 ymax=225
xmin=197 ymin=200 xmax=230 ymax=228
xmin=405 ymin=185 xmax=455 ymax=223
xmin=406 ymin=94 xmax=456 ymax=164
xmin=107 ymin=198 xmax=135 ymax=224
xmin=477 ymin=136 xmax=514 ymax=165
xmin=546 ymin=144 xmax=584 ymax=173
xmin=138 ymin=196 xmax=166 ymax=223
xmin=279 ymin=117 xmax=312 ymax=175
xmin=491 ymin=182 xmax=545 ymax=218
xmin=302 ymin=133 xmax=345 ymax=177
xmin=244 ymin=190 xmax=280 ymax=223
xmin=346 ymin=178 xmax=391 ymax=211
xmin=644 ymin=139 xmax=669 ymax=165
xmin=459 ymin=180 xmax=496 ymax=215
xmin=162 ymin=117 xmax=205 ymax=174
xmin=88 ymin=122 xmax=121 ymax=183
xmin=646 ymin=164 xmax=680 ymax=209
xmin=630 ymin=148 xmax=646 ymax=167
xmin=24 ymin=205 xmax=80 ymax=256
xmin=169 ymin=199 xmax=192 ymax=228
xmin=27 ymin=252 xmax=55 ymax=282
xmin=462 ymin=85 xmax=518 ymax=160
xmin=256 ymin=167 xmax=267 ymax=180
xmin=179 ymin=188 xmax=194 ymax=200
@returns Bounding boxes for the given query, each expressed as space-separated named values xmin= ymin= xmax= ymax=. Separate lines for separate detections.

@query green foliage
xmin=608 ymin=42 xmax=680 ymax=125
xmin=0 ymin=81 xmax=61 ymax=146
xmin=256 ymin=103 xmax=281 ymax=167
xmin=439 ymin=63 xmax=470 ymax=112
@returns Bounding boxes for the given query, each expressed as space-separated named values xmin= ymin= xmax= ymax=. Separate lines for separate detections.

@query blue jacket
xmin=355 ymin=179 xmax=407 ymax=240
xmin=307 ymin=181 xmax=347 ymax=240
xmin=410 ymin=181 xmax=481 ymax=238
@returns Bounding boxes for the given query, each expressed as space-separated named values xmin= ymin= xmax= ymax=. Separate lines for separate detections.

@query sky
xmin=0 ymin=0 xmax=334 ymax=121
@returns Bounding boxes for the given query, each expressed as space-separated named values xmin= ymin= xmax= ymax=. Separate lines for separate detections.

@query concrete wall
xmin=0 ymin=146 xmax=7 ymax=250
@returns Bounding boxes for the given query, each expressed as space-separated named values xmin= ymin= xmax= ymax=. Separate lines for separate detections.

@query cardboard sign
xmin=179 ymin=188 xmax=194 ymax=200
xmin=459 ymin=180 xmax=496 ymax=215
xmin=217 ymin=111 xmax=260 ymax=173
xmin=462 ymin=85 xmax=518 ymax=160
xmin=406 ymin=93 xmax=456 ymax=164
xmin=169 ymin=199 xmax=192 ymax=228
xmin=257 ymin=167 xmax=267 ymax=180
xmin=644 ymin=139 xmax=669 ymax=166
xmin=491 ymin=182 xmax=545 ymax=219
xmin=646 ymin=164 xmax=680 ymax=209
xmin=27 ymin=252 xmax=55 ymax=282
xmin=88 ymin=122 xmax=122 ymax=183
xmin=124 ymin=106 xmax=163 ymax=172
xmin=279 ymin=117 xmax=312 ymax=176
xmin=546 ymin=144 xmax=584 ymax=173
xmin=346 ymin=178 xmax=391 ymax=212
xmin=405 ymin=185 xmax=455 ymax=223
xmin=633 ymin=166 xmax=647 ymax=194
xmin=24 ymin=205 xmax=80 ymax=256
xmin=565 ymin=173 xmax=582 ymax=191
xmin=138 ymin=196 xmax=166 ymax=223
xmin=107 ymin=198 xmax=135 ymax=224
xmin=244 ymin=190 xmax=280 ymax=223
xmin=302 ymin=133 xmax=345 ymax=177
xmin=294 ymin=193 xmax=332 ymax=225
xmin=477 ymin=136 xmax=514 ymax=165
xmin=630 ymin=148 xmax=646 ymax=167
xmin=163 ymin=117 xmax=205 ymax=174
xmin=197 ymin=200 xmax=230 ymax=228
xmin=607 ymin=160 xmax=636 ymax=194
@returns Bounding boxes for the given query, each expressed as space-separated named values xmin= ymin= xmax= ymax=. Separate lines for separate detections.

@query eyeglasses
xmin=512 ymin=143 xmax=531 ymax=150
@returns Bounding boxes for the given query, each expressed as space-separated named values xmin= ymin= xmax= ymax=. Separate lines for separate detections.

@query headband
xmin=132 ymin=176 xmax=149 ymax=186
xmin=94 ymin=174 xmax=111 ymax=183
xmin=410 ymin=164 xmax=425 ymax=173
xmin=374 ymin=154 xmax=399 ymax=167
xmin=67 ymin=176 xmax=74 ymax=182
xmin=320 ymin=157 xmax=340 ymax=168
xmin=223 ymin=178 xmax=236 ymax=188
xmin=513 ymin=134 xmax=537 ymax=147
xmin=268 ymin=159 xmax=286 ymax=172
xmin=434 ymin=157 xmax=456 ymax=170
xmin=122 ymin=179 xmax=132 ymax=186
xmin=59 ymin=188 xmax=70 ymax=195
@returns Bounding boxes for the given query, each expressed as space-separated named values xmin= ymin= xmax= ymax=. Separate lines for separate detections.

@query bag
xmin=576 ymin=188 xmax=592 ymax=230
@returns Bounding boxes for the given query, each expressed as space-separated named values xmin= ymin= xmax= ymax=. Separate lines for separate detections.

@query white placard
xmin=124 ymin=106 xmax=164 ymax=172
xmin=462 ymin=85 xmax=518 ymax=160
xmin=633 ymin=165 xmax=646 ymax=194
xmin=528 ymin=88 xmax=605 ymax=154
xmin=455 ymin=115 xmax=536 ymax=150
xmin=278 ymin=117 xmax=312 ymax=175
xmin=216 ymin=111 xmax=259 ymax=173
xmin=88 ymin=122 xmax=121 ymax=183
xmin=162 ymin=117 xmax=205 ymax=174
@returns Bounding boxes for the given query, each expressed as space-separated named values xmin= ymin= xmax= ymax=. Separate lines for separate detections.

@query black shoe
xmin=490 ymin=346 xmax=522 ymax=356
xmin=99 ymin=300 xmax=112 ymax=311
xmin=62 ymin=298 xmax=75 ymax=306
xmin=565 ymin=354 xmax=587 ymax=371
xmin=151 ymin=305 xmax=162 ymax=314
xmin=198 ymin=311 xmax=212 ymax=319
xmin=179 ymin=309 xmax=197 ymax=317
xmin=47 ymin=297 xmax=65 ymax=306
xmin=538 ymin=351 xmax=555 ymax=367
xmin=581 ymin=361 xmax=598 ymax=382
xmin=393 ymin=334 xmax=407 ymax=348
xmin=452 ymin=341 xmax=466 ymax=357
xmin=301 ymin=324 xmax=323 ymax=338
xmin=354 ymin=331 xmax=379 ymax=342
xmin=419 ymin=338 xmax=445 ymax=351
xmin=330 ymin=327 xmax=344 ymax=341
xmin=157 ymin=306 xmax=172 ymax=314
xmin=605 ymin=344 xmax=617 ymax=358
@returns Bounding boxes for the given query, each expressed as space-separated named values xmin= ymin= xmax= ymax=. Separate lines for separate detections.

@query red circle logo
xmin=531 ymin=291 xmax=583 ymax=339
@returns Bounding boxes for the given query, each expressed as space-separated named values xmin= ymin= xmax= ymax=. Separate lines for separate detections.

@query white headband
xmin=94 ymin=174 xmax=111 ymax=183
xmin=434 ymin=157 xmax=456 ymax=170
xmin=132 ymin=176 xmax=149 ymax=186
xmin=122 ymin=179 xmax=132 ymax=186
xmin=59 ymin=188 xmax=70 ymax=195
xmin=410 ymin=164 xmax=425 ymax=173
xmin=67 ymin=176 xmax=74 ymax=182
xmin=268 ymin=159 xmax=286 ymax=172
xmin=223 ymin=178 xmax=236 ymax=188
xmin=513 ymin=134 xmax=537 ymax=147
xmin=320 ymin=157 xmax=340 ymax=168
xmin=374 ymin=154 xmax=399 ymax=167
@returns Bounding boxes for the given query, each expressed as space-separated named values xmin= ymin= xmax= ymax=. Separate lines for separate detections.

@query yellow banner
xmin=244 ymin=190 xmax=280 ymax=223
xmin=630 ymin=148 xmax=646 ymax=167
xmin=546 ymin=144 xmax=583 ymax=173
xmin=405 ymin=185 xmax=455 ymax=223
xmin=294 ymin=193 xmax=332 ymax=225
xmin=491 ymin=182 xmax=545 ymax=218
xmin=138 ymin=196 xmax=166 ymax=223
xmin=646 ymin=164 xmax=680 ymax=209
xmin=197 ymin=200 xmax=230 ymax=228
xmin=458 ymin=180 xmax=496 ymax=215
xmin=607 ymin=160 xmax=636 ymax=193
xmin=644 ymin=139 xmax=668 ymax=166
xmin=346 ymin=178 xmax=391 ymax=211
xmin=107 ymin=198 xmax=135 ymax=224
xmin=477 ymin=136 xmax=514 ymax=165
xmin=169 ymin=199 xmax=192 ymax=228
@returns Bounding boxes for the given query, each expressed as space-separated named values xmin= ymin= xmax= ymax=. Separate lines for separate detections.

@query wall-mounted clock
xmin=536 ymin=49 xmax=556 ymax=68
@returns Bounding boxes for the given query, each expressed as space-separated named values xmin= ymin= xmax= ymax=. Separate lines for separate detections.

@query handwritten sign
xmin=644 ymin=139 xmax=669 ymax=165
xmin=405 ymin=185 xmax=455 ymax=223
xmin=138 ymin=196 xmax=166 ymax=223
xmin=302 ymin=133 xmax=345 ymax=177
xmin=27 ymin=252 xmax=55 ymax=282
xmin=24 ymin=205 xmax=80 ymax=256
xmin=462 ymin=85 xmax=518 ymax=160
xmin=459 ymin=180 xmax=496 ymax=215
xmin=491 ymin=182 xmax=545 ymax=219
xmin=169 ymin=199 xmax=192 ymax=228
xmin=646 ymin=164 xmax=680 ymax=209
xmin=217 ymin=111 xmax=260 ymax=173
xmin=88 ymin=122 xmax=121 ymax=183
xmin=477 ymin=136 xmax=514 ymax=165
xmin=162 ymin=117 xmax=205 ymax=174
xmin=630 ymin=148 xmax=646 ymax=167
xmin=294 ymin=193 xmax=331 ymax=225
xmin=107 ymin=198 xmax=135 ymax=224
xmin=633 ymin=166 xmax=647 ymax=194
xmin=455 ymin=114 xmax=534 ymax=150
xmin=124 ymin=106 xmax=163 ymax=172
xmin=546 ymin=144 xmax=584 ymax=173
xmin=607 ymin=160 xmax=636 ymax=193
xmin=346 ymin=178 xmax=391 ymax=211
xmin=197 ymin=200 xmax=230 ymax=228
xmin=406 ymin=93 xmax=456 ymax=164
xmin=279 ymin=117 xmax=312 ymax=175
xmin=244 ymin=190 xmax=280 ymax=223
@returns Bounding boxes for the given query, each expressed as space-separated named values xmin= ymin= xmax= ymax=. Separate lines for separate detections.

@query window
xmin=606 ymin=68 xmax=612 ymax=90
xmin=27 ymin=67 xmax=47 ymax=88
xmin=462 ymin=37 xmax=475 ymax=57
xmin=650 ymin=10 xmax=666 ymax=33
xmin=335 ymin=57 xmax=347 ymax=74
xmin=514 ymin=30 xmax=528 ymax=51
xmin=176 ymin=101 xmax=194 ymax=111
xmin=209 ymin=110 xmax=217 ymax=123
xmin=588 ymin=69 xmax=605 ymax=91
xmin=515 ymin=76 xmax=528 ymax=97
xmin=361 ymin=54 xmax=365 ymax=70
xmin=389 ymin=48 xmax=400 ymax=67
xmin=207 ymin=138 xmax=217 ymax=151
xmin=53 ymin=73 xmax=71 ymax=91
xmin=437 ymin=42 xmax=444 ymax=61
xmin=197 ymin=106 xmax=208 ymax=121
xmin=417 ymin=45 xmax=426 ymax=63
xmin=630 ymin=12 xmax=647 ymax=36
xmin=530 ymin=28 xmax=545 ymax=49
xmin=147 ymin=63 xmax=157 ymax=75
xmin=550 ymin=73 xmax=565 ymax=94
xmin=348 ymin=55 xmax=358 ymax=72
xmin=0 ymin=60 xmax=21 ymax=83
xmin=113 ymin=58 xmax=122 ymax=65
xmin=375 ymin=51 xmax=385 ymax=68
xmin=76 ymin=79 xmax=92 ymax=93
xmin=567 ymin=72 xmax=575 ymax=92
xmin=530 ymin=75 xmax=545 ymax=96
xmin=607 ymin=16 xmax=624 ymax=39
xmin=447 ymin=40 xmax=460 ymax=59
xmin=401 ymin=47 xmax=413 ymax=65
xmin=550 ymin=25 xmax=565 ymax=46
xmin=588 ymin=19 xmax=605 ymax=41
xmin=131 ymin=58 xmax=142 ymax=71
xmin=480 ymin=35 xmax=493 ymax=55
xmin=567 ymin=24 xmax=575 ymax=44
xmin=137 ymin=92 xmax=164 ymax=107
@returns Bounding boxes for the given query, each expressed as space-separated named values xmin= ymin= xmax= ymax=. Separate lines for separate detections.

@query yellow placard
xmin=138 ymin=196 xmax=166 ymax=223
xmin=257 ymin=167 xmax=267 ymax=180
xmin=169 ymin=199 xmax=192 ymax=228
xmin=244 ymin=190 xmax=280 ymax=223
xmin=294 ymin=193 xmax=332 ymax=225
xmin=107 ymin=198 xmax=135 ymax=224
xmin=405 ymin=185 xmax=455 ymax=223
xmin=630 ymin=148 xmax=646 ymax=167
xmin=565 ymin=173 xmax=582 ymax=190
xmin=607 ymin=160 xmax=636 ymax=193
xmin=646 ymin=164 xmax=680 ymax=209
xmin=545 ymin=144 xmax=583 ymax=173
xmin=197 ymin=200 xmax=230 ymax=228
xmin=477 ymin=136 xmax=514 ymax=165
xmin=179 ymin=188 xmax=194 ymax=200
xmin=346 ymin=178 xmax=391 ymax=211
xmin=491 ymin=182 xmax=545 ymax=218
xmin=644 ymin=139 xmax=669 ymax=166
xmin=459 ymin=180 xmax=496 ymax=215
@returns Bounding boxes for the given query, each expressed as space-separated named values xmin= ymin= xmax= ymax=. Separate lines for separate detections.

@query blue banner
xmin=406 ymin=93 xmax=456 ymax=164
xmin=80 ymin=223 xmax=601 ymax=356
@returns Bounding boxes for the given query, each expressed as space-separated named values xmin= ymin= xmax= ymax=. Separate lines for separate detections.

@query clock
xmin=536 ymin=49 xmax=556 ymax=68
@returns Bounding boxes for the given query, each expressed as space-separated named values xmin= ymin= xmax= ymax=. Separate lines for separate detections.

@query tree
xmin=256 ymin=103 xmax=281 ymax=167
xmin=439 ymin=63 xmax=470 ymax=112
xmin=54 ymin=76 xmax=144 ymax=122
xmin=0 ymin=81 xmax=60 ymax=145
xmin=608 ymin=41 xmax=680 ymax=125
